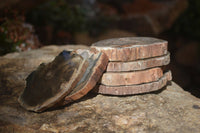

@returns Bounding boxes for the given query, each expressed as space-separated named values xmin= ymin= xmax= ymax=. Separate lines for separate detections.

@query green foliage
xmin=172 ymin=0 xmax=200 ymax=40
xmin=26 ymin=0 xmax=112 ymax=35
xmin=0 ymin=30 xmax=16 ymax=55
xmin=0 ymin=19 xmax=32 ymax=55
xmin=27 ymin=0 xmax=86 ymax=32
xmin=0 ymin=21 xmax=19 ymax=55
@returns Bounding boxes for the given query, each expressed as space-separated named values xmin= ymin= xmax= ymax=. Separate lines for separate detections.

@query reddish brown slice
xmin=63 ymin=49 xmax=108 ymax=104
xmin=94 ymin=71 xmax=172 ymax=95
xmin=91 ymin=37 xmax=168 ymax=61
xmin=106 ymin=53 xmax=170 ymax=72
xmin=101 ymin=67 xmax=163 ymax=86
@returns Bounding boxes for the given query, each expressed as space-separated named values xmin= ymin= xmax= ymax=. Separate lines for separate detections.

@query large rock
xmin=0 ymin=45 xmax=200 ymax=133
xmin=118 ymin=0 xmax=188 ymax=34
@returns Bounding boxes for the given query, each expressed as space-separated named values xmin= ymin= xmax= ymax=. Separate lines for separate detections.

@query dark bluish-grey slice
xmin=18 ymin=50 xmax=88 ymax=112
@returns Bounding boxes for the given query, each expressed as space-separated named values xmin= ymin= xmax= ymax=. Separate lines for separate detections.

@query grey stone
xmin=0 ymin=45 xmax=200 ymax=133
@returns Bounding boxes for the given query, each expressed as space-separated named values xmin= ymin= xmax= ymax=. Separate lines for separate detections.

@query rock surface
xmin=0 ymin=45 xmax=200 ymax=133
xmin=106 ymin=53 xmax=170 ymax=72
xmin=101 ymin=67 xmax=163 ymax=86
xmin=91 ymin=37 xmax=168 ymax=61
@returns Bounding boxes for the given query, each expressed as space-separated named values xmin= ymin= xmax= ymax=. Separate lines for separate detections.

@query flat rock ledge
xmin=0 ymin=45 xmax=200 ymax=133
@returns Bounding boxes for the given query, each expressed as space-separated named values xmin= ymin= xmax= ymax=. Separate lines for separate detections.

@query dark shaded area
xmin=160 ymin=0 xmax=200 ymax=97
xmin=19 ymin=50 xmax=82 ymax=112
xmin=0 ymin=0 xmax=199 ymax=97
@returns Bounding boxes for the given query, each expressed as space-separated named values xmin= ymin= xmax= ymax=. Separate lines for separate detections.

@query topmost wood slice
xmin=91 ymin=37 xmax=168 ymax=61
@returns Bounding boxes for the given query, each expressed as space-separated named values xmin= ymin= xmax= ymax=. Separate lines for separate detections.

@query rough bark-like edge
xmin=93 ymin=71 xmax=172 ymax=95
xmin=106 ymin=53 xmax=170 ymax=72
xmin=18 ymin=58 xmax=89 ymax=112
xmin=64 ymin=52 xmax=109 ymax=104
xmin=101 ymin=67 xmax=163 ymax=86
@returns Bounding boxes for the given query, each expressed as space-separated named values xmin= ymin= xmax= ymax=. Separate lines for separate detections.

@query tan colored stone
xmin=94 ymin=71 xmax=172 ymax=95
xmin=91 ymin=37 xmax=168 ymax=61
xmin=2 ymin=46 xmax=200 ymax=132
xmin=101 ymin=67 xmax=163 ymax=86
xmin=106 ymin=53 xmax=170 ymax=72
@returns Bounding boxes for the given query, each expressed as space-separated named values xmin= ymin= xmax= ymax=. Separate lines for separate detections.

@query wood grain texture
xmin=91 ymin=37 xmax=168 ymax=61
xmin=94 ymin=71 xmax=172 ymax=95
xmin=64 ymin=50 xmax=109 ymax=104
xmin=106 ymin=53 xmax=170 ymax=72
xmin=101 ymin=67 xmax=163 ymax=86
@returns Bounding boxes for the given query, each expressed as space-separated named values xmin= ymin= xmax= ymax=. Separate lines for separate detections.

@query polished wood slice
xmin=18 ymin=50 xmax=88 ymax=112
xmin=106 ymin=53 xmax=170 ymax=72
xmin=94 ymin=71 xmax=172 ymax=95
xmin=64 ymin=49 xmax=108 ymax=104
xmin=91 ymin=37 xmax=168 ymax=61
xmin=101 ymin=67 xmax=163 ymax=86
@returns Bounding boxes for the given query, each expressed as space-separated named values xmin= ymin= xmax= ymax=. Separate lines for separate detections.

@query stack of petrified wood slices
xmin=18 ymin=37 xmax=172 ymax=112
xmin=91 ymin=37 xmax=172 ymax=95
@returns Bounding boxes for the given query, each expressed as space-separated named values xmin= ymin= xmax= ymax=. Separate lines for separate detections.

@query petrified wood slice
xmin=106 ymin=53 xmax=170 ymax=72
xmin=18 ymin=50 xmax=89 ymax=112
xmin=101 ymin=67 xmax=163 ymax=86
xmin=91 ymin=37 xmax=168 ymax=61
xmin=64 ymin=49 xmax=108 ymax=104
xmin=94 ymin=71 xmax=172 ymax=95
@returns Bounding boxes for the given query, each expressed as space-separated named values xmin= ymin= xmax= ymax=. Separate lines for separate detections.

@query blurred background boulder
xmin=0 ymin=0 xmax=200 ymax=97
